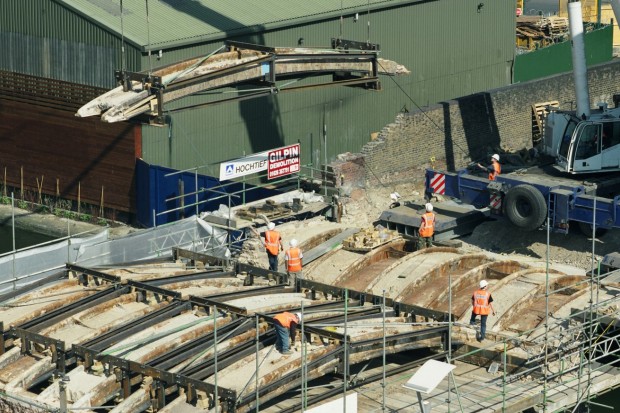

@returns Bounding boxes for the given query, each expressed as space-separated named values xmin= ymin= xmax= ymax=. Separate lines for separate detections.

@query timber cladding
xmin=0 ymin=96 xmax=138 ymax=214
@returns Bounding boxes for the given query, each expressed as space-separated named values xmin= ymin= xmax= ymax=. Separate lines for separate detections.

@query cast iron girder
xmin=163 ymin=55 xmax=274 ymax=94
xmin=202 ymin=284 xmax=292 ymax=301
xmin=164 ymin=76 xmax=380 ymax=117
xmin=150 ymin=318 xmax=251 ymax=371
xmin=237 ymin=346 xmax=343 ymax=409
xmin=237 ymin=262 xmax=286 ymax=283
xmin=260 ymin=313 xmax=348 ymax=342
xmin=143 ymin=269 xmax=236 ymax=287
xmin=78 ymin=300 xmax=191 ymax=354
xmin=100 ymin=352 xmax=237 ymax=401
xmin=189 ymin=295 xmax=249 ymax=316
xmin=350 ymin=325 xmax=448 ymax=348
xmin=264 ymin=299 xmax=367 ymax=316
xmin=125 ymin=279 xmax=182 ymax=300
xmin=66 ymin=263 xmax=122 ymax=284
xmin=183 ymin=332 xmax=276 ymax=381
xmin=300 ymin=278 xmax=454 ymax=321
xmin=16 ymin=285 xmax=129 ymax=333
xmin=12 ymin=327 xmax=67 ymax=373
xmin=172 ymin=247 xmax=230 ymax=268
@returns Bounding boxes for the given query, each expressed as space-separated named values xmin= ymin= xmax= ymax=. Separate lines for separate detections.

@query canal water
xmin=0 ymin=225 xmax=55 ymax=254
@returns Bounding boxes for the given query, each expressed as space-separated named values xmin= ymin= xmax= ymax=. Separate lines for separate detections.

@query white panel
xmin=306 ymin=392 xmax=358 ymax=413
xmin=402 ymin=359 xmax=456 ymax=394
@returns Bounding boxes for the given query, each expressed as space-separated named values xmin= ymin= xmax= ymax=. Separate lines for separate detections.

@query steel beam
xmin=78 ymin=300 xmax=191 ymax=353
xmin=16 ymin=285 xmax=129 ymax=333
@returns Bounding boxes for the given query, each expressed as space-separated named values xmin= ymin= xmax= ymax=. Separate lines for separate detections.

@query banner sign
xmin=267 ymin=144 xmax=300 ymax=180
xmin=219 ymin=144 xmax=301 ymax=181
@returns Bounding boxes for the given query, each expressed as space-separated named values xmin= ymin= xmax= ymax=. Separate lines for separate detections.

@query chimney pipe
xmin=568 ymin=1 xmax=590 ymax=118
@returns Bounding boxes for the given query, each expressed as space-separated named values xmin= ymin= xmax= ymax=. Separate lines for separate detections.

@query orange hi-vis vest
xmin=489 ymin=160 xmax=501 ymax=181
xmin=473 ymin=289 xmax=491 ymax=315
xmin=419 ymin=212 xmax=435 ymax=238
xmin=286 ymin=247 xmax=302 ymax=272
xmin=274 ymin=312 xmax=298 ymax=328
xmin=264 ymin=230 xmax=280 ymax=255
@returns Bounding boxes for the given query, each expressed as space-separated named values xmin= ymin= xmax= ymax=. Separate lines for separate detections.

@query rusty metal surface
xmin=0 ymin=95 xmax=137 ymax=212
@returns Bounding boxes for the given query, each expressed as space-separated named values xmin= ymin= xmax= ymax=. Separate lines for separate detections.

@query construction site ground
xmin=1 ymin=179 xmax=620 ymax=412
xmin=239 ymin=181 xmax=620 ymax=273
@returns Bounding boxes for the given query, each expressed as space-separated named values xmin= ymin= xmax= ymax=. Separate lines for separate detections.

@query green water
xmin=0 ymin=225 xmax=55 ymax=254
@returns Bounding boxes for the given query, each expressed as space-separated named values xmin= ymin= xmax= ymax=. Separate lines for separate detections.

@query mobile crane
xmin=425 ymin=1 xmax=620 ymax=235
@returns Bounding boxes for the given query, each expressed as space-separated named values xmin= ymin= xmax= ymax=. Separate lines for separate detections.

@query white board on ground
xmin=306 ymin=392 xmax=358 ymax=413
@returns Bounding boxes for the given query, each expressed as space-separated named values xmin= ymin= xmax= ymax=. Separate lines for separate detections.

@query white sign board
xmin=403 ymin=359 xmax=456 ymax=394
xmin=306 ymin=392 xmax=357 ymax=413
xmin=219 ymin=144 xmax=301 ymax=181
xmin=267 ymin=143 xmax=300 ymax=180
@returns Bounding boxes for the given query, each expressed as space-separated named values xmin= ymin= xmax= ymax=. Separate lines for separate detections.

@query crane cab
xmin=543 ymin=107 xmax=620 ymax=174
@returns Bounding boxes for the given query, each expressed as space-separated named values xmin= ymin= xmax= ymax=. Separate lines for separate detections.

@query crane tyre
xmin=504 ymin=185 xmax=546 ymax=231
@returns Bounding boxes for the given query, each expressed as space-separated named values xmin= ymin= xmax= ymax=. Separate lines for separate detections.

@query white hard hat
xmin=295 ymin=312 xmax=302 ymax=322
xmin=479 ymin=280 xmax=488 ymax=289
xmin=267 ymin=222 xmax=275 ymax=230
xmin=425 ymin=203 xmax=433 ymax=212
xmin=290 ymin=239 xmax=298 ymax=247
xmin=390 ymin=192 xmax=401 ymax=202
xmin=492 ymin=154 xmax=500 ymax=162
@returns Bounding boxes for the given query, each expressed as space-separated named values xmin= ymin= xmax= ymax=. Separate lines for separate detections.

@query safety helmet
xmin=425 ymin=203 xmax=433 ymax=212
xmin=492 ymin=154 xmax=500 ymax=162
xmin=267 ymin=222 xmax=275 ymax=230
xmin=295 ymin=312 xmax=302 ymax=322
xmin=479 ymin=280 xmax=488 ymax=289
xmin=290 ymin=239 xmax=298 ymax=247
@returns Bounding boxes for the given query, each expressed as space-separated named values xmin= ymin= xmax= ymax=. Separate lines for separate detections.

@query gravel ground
xmin=274 ymin=181 xmax=620 ymax=273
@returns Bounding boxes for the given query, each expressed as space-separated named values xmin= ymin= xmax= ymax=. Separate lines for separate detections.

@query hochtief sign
xmin=219 ymin=144 xmax=301 ymax=181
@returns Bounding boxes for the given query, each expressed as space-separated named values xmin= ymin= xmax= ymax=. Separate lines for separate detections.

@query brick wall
xmin=345 ymin=60 xmax=620 ymax=187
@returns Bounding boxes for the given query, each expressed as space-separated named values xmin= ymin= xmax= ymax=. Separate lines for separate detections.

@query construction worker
xmin=418 ymin=203 xmax=435 ymax=250
xmin=469 ymin=280 xmax=496 ymax=342
xmin=477 ymin=153 xmax=501 ymax=181
xmin=285 ymin=238 xmax=303 ymax=287
xmin=273 ymin=311 xmax=301 ymax=355
xmin=263 ymin=222 xmax=283 ymax=272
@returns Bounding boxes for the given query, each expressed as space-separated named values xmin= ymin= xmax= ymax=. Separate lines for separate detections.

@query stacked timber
xmin=342 ymin=227 xmax=400 ymax=252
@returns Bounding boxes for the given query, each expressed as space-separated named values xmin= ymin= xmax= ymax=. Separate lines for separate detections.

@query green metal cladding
xmin=513 ymin=25 xmax=613 ymax=83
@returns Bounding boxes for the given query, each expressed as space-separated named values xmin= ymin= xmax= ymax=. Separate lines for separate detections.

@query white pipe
xmin=568 ymin=1 xmax=591 ymax=118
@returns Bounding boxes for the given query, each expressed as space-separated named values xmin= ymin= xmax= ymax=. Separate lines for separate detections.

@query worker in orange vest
xmin=273 ymin=311 xmax=302 ymax=355
xmin=469 ymin=280 xmax=496 ymax=342
xmin=263 ymin=222 xmax=283 ymax=272
xmin=477 ymin=153 xmax=501 ymax=181
xmin=418 ymin=203 xmax=435 ymax=250
xmin=285 ymin=238 xmax=303 ymax=287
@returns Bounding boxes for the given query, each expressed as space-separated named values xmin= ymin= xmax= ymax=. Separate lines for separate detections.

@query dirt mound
xmin=461 ymin=219 xmax=619 ymax=271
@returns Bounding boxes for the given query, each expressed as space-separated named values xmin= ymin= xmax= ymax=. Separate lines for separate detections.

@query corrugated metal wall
xmin=141 ymin=0 xmax=515 ymax=172
xmin=0 ymin=0 xmax=141 ymax=88
xmin=513 ymin=25 xmax=613 ymax=83
xmin=1 ymin=0 xmax=514 ymax=211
